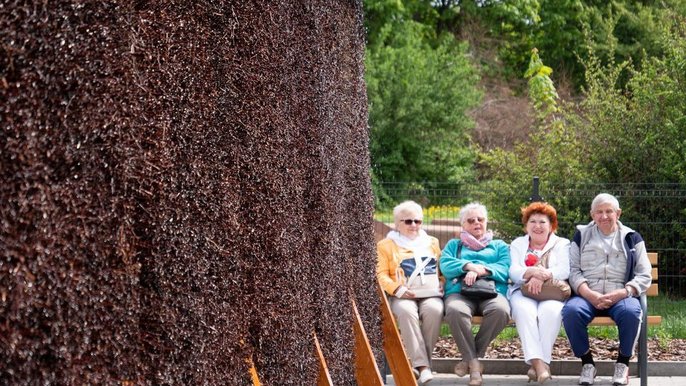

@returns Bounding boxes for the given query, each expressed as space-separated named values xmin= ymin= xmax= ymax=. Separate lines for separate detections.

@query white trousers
xmin=390 ymin=296 xmax=444 ymax=368
xmin=510 ymin=290 xmax=564 ymax=364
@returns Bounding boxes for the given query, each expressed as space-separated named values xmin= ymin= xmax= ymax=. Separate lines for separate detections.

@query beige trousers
xmin=444 ymin=292 xmax=510 ymax=361
xmin=390 ymin=296 xmax=444 ymax=368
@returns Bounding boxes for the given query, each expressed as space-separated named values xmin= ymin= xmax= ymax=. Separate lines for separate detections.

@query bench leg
xmin=382 ymin=353 xmax=388 ymax=384
xmin=639 ymin=294 xmax=648 ymax=386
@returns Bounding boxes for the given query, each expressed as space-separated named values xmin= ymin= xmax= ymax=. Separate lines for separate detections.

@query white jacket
xmin=508 ymin=233 xmax=571 ymax=298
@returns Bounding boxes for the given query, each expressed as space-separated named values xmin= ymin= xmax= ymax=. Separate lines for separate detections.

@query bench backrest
xmin=646 ymin=252 xmax=659 ymax=297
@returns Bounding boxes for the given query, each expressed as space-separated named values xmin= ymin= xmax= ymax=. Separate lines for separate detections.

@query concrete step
xmin=430 ymin=358 xmax=686 ymax=376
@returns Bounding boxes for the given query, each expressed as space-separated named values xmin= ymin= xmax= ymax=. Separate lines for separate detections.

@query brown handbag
xmin=520 ymin=245 xmax=571 ymax=302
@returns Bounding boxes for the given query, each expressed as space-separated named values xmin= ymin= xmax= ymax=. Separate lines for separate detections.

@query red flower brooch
xmin=525 ymin=253 xmax=539 ymax=267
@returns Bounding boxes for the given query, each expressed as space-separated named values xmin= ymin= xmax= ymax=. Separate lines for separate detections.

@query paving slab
xmin=385 ymin=373 xmax=685 ymax=386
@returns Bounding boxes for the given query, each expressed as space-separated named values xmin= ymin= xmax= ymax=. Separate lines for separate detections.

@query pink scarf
xmin=460 ymin=230 xmax=493 ymax=251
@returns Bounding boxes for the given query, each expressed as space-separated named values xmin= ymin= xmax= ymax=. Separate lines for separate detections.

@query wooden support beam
xmin=314 ymin=333 xmax=334 ymax=386
xmin=377 ymin=284 xmax=417 ymax=386
xmin=352 ymin=298 xmax=384 ymax=386
xmin=246 ymin=356 xmax=261 ymax=386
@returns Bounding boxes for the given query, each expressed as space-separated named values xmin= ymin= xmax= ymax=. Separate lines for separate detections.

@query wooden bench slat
xmin=589 ymin=315 xmax=662 ymax=326
xmin=471 ymin=315 xmax=662 ymax=326
xmin=648 ymin=252 xmax=658 ymax=265
xmin=647 ymin=283 xmax=658 ymax=297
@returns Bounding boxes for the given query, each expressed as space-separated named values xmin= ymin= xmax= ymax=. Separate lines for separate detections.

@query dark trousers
xmin=562 ymin=295 xmax=642 ymax=358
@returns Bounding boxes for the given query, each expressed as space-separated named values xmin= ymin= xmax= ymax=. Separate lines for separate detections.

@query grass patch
xmin=647 ymin=294 xmax=686 ymax=339
xmin=493 ymin=326 xmax=519 ymax=343
xmin=374 ymin=205 xmax=461 ymax=224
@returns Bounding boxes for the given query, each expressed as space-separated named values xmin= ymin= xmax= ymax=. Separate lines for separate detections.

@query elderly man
xmin=562 ymin=193 xmax=652 ymax=386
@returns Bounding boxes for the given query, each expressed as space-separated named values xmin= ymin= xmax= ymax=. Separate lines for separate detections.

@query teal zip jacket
xmin=439 ymin=238 xmax=511 ymax=297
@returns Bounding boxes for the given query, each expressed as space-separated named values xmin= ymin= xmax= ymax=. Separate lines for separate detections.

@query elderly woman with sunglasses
xmin=440 ymin=202 xmax=511 ymax=386
xmin=509 ymin=202 xmax=570 ymax=384
xmin=377 ymin=200 xmax=444 ymax=385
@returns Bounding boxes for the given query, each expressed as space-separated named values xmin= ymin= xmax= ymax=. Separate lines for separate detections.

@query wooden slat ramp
xmin=314 ymin=332 xmax=334 ymax=386
xmin=377 ymin=284 xmax=416 ymax=386
xmin=247 ymin=355 xmax=261 ymax=386
xmin=352 ymin=298 xmax=385 ymax=386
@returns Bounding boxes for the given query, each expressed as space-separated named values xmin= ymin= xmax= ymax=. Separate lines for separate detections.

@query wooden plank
xmin=377 ymin=285 xmax=417 ymax=386
xmin=352 ymin=298 xmax=384 ymax=386
xmin=314 ymin=333 xmax=334 ymax=386
xmin=472 ymin=316 xmax=514 ymax=325
xmin=648 ymin=252 xmax=658 ymax=265
xmin=472 ymin=315 xmax=662 ymax=327
xmin=590 ymin=315 xmax=662 ymax=326
xmin=651 ymin=267 xmax=658 ymax=280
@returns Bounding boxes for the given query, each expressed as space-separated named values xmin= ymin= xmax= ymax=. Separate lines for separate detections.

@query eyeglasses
xmin=401 ymin=219 xmax=422 ymax=225
xmin=466 ymin=217 xmax=485 ymax=224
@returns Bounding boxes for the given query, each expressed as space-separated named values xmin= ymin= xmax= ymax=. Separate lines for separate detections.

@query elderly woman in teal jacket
xmin=440 ymin=202 xmax=511 ymax=386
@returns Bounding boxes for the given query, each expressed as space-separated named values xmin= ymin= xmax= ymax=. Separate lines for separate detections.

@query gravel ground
xmin=434 ymin=336 xmax=686 ymax=361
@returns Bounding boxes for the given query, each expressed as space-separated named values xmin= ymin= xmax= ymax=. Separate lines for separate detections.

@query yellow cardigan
xmin=376 ymin=236 xmax=442 ymax=296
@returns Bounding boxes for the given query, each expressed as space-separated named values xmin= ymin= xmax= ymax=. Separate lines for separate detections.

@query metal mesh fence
xmin=374 ymin=181 xmax=686 ymax=298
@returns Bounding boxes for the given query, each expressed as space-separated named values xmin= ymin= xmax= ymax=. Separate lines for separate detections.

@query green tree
xmin=365 ymin=20 xmax=482 ymax=196
xmin=571 ymin=12 xmax=686 ymax=183
xmin=478 ymin=49 xmax=591 ymax=238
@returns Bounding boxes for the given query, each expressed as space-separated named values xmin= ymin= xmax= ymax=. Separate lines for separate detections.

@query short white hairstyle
xmin=459 ymin=202 xmax=488 ymax=224
xmin=591 ymin=193 xmax=620 ymax=212
xmin=393 ymin=200 xmax=423 ymax=223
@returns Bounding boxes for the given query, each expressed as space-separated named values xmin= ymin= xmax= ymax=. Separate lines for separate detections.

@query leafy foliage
xmin=524 ymin=48 xmax=559 ymax=118
xmin=572 ymin=12 xmax=686 ymax=184
xmin=478 ymin=49 xmax=591 ymax=239
xmin=365 ymin=19 xmax=481 ymax=199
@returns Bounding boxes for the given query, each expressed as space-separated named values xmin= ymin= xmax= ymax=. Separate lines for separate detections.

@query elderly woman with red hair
xmin=509 ymin=202 xmax=570 ymax=384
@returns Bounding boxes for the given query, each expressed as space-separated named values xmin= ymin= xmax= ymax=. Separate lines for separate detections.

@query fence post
xmin=529 ymin=176 xmax=544 ymax=202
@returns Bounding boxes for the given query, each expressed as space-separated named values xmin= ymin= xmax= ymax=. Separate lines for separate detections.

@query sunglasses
xmin=466 ymin=217 xmax=486 ymax=224
xmin=401 ymin=219 xmax=423 ymax=225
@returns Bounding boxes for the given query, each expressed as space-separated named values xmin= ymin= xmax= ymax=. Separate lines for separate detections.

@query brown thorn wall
xmin=1 ymin=1 xmax=380 ymax=385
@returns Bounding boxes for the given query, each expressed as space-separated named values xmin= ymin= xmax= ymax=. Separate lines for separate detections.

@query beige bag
xmin=404 ymin=255 xmax=443 ymax=298
xmin=520 ymin=245 xmax=571 ymax=302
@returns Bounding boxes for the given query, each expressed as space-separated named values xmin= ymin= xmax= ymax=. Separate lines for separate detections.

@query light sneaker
xmin=579 ymin=363 xmax=597 ymax=385
xmin=612 ymin=363 xmax=629 ymax=385
xmin=418 ymin=368 xmax=434 ymax=384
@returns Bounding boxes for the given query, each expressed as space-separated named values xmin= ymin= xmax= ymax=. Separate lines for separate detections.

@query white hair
xmin=591 ymin=193 xmax=620 ymax=212
xmin=459 ymin=202 xmax=488 ymax=223
xmin=393 ymin=200 xmax=423 ymax=223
